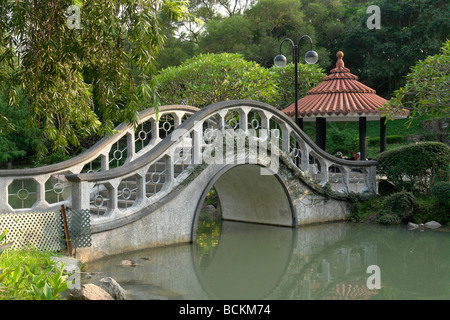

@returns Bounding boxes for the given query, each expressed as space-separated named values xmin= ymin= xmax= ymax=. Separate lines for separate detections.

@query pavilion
xmin=282 ymin=51 xmax=409 ymax=160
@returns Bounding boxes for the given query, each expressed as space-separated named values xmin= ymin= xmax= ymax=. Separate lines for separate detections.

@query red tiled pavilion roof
xmin=282 ymin=51 xmax=407 ymax=120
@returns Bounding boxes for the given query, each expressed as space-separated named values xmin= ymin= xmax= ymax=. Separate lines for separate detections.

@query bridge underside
xmin=203 ymin=164 xmax=294 ymax=227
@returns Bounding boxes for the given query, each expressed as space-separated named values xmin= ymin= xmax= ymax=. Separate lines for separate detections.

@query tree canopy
xmin=156 ymin=52 xmax=279 ymax=107
xmin=0 ymin=0 xmax=192 ymax=157
xmin=384 ymin=40 xmax=450 ymax=122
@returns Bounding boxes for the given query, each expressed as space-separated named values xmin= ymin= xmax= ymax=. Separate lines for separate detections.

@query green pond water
xmin=82 ymin=218 xmax=450 ymax=300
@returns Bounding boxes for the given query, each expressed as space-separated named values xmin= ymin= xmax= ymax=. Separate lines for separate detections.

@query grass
xmin=0 ymin=247 xmax=65 ymax=300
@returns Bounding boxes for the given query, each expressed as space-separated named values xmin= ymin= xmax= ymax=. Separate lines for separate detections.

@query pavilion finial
xmin=336 ymin=51 xmax=345 ymax=68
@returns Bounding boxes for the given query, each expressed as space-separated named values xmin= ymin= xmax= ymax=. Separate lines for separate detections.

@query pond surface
xmin=82 ymin=219 xmax=450 ymax=300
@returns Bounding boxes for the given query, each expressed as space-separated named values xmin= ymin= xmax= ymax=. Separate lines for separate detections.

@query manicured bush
xmin=431 ymin=181 xmax=450 ymax=204
xmin=368 ymin=135 xmax=405 ymax=146
xmin=376 ymin=142 xmax=450 ymax=194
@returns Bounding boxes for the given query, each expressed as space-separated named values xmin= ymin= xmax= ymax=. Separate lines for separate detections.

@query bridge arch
xmin=192 ymin=163 xmax=295 ymax=242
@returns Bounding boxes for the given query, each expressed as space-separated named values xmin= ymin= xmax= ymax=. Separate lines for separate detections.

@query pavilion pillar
xmin=380 ymin=117 xmax=387 ymax=153
xmin=315 ymin=117 xmax=326 ymax=151
xmin=359 ymin=117 xmax=367 ymax=160
xmin=298 ymin=117 xmax=304 ymax=130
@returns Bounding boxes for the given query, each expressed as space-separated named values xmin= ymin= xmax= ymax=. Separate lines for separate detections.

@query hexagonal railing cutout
xmin=8 ymin=179 xmax=38 ymax=209
xmin=135 ymin=119 xmax=154 ymax=153
xmin=118 ymin=174 xmax=140 ymax=211
xmin=89 ymin=183 xmax=110 ymax=217
xmin=45 ymin=172 xmax=72 ymax=205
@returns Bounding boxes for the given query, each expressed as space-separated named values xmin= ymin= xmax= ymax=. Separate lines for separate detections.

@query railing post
xmin=101 ymin=153 xmax=109 ymax=171
xmin=71 ymin=180 xmax=91 ymax=212
xmin=193 ymin=120 xmax=203 ymax=166
xmin=300 ymin=145 xmax=310 ymax=173
xmin=339 ymin=166 xmax=350 ymax=193
xmin=135 ymin=168 xmax=147 ymax=204
xmin=318 ymin=159 xmax=330 ymax=186
xmin=361 ymin=165 xmax=377 ymax=194
xmin=0 ymin=178 xmax=12 ymax=212
xmin=34 ymin=176 xmax=47 ymax=209
xmin=238 ymin=108 xmax=249 ymax=134
xmin=125 ymin=131 xmax=136 ymax=163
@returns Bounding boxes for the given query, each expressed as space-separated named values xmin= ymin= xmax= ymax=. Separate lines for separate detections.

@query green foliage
xmin=0 ymin=92 xmax=40 ymax=164
xmin=0 ymin=0 xmax=193 ymax=157
xmin=412 ymin=195 xmax=450 ymax=224
xmin=381 ymin=191 xmax=417 ymax=221
xmin=0 ymin=245 xmax=71 ymax=300
xmin=431 ymin=181 xmax=450 ymax=204
xmin=385 ymin=40 xmax=450 ymax=122
xmin=337 ymin=0 xmax=450 ymax=97
xmin=376 ymin=142 xmax=450 ymax=194
xmin=326 ymin=124 xmax=359 ymax=155
xmin=27 ymin=265 xmax=70 ymax=300
xmin=156 ymin=53 xmax=279 ymax=107
xmin=367 ymin=135 xmax=405 ymax=146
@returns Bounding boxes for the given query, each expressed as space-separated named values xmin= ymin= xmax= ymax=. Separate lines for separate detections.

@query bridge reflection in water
xmin=82 ymin=221 xmax=401 ymax=300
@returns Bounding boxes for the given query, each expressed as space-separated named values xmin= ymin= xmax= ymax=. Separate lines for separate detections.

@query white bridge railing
xmin=0 ymin=100 xmax=378 ymax=226
xmin=0 ymin=105 xmax=200 ymax=213
xmin=62 ymin=100 xmax=378 ymax=229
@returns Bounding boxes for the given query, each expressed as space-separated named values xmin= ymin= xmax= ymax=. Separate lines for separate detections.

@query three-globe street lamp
xmin=274 ymin=35 xmax=319 ymax=130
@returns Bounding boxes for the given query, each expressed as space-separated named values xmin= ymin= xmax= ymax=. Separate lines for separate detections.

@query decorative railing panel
xmin=0 ymin=105 xmax=200 ymax=213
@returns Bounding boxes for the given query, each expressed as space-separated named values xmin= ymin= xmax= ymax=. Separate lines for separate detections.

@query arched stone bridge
xmin=0 ymin=100 xmax=378 ymax=261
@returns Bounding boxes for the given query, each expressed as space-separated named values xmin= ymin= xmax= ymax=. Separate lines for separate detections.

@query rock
xmin=120 ymin=259 xmax=137 ymax=266
xmin=407 ymin=222 xmax=419 ymax=230
xmin=425 ymin=221 xmax=441 ymax=229
xmin=67 ymin=284 xmax=113 ymax=300
xmin=99 ymin=277 xmax=128 ymax=300
xmin=203 ymin=204 xmax=217 ymax=213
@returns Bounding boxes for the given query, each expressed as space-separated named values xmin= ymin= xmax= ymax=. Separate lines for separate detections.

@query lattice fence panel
xmin=65 ymin=209 xmax=92 ymax=249
xmin=0 ymin=212 xmax=64 ymax=251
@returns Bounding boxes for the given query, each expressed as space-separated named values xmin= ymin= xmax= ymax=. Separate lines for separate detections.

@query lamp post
xmin=274 ymin=35 xmax=319 ymax=129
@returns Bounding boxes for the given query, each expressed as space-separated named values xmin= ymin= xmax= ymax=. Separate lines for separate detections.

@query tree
xmin=198 ymin=0 xmax=331 ymax=68
xmin=0 ymin=0 xmax=192 ymax=157
xmin=337 ymin=0 xmax=450 ymax=97
xmin=384 ymin=40 xmax=450 ymax=122
xmin=156 ymin=53 xmax=279 ymax=107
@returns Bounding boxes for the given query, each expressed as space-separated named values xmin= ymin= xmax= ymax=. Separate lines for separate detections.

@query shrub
xmin=381 ymin=191 xmax=417 ymax=221
xmin=411 ymin=195 xmax=450 ymax=224
xmin=376 ymin=212 xmax=403 ymax=225
xmin=431 ymin=181 xmax=450 ymax=204
xmin=376 ymin=142 xmax=450 ymax=194
xmin=326 ymin=125 xmax=359 ymax=155
xmin=368 ymin=135 xmax=405 ymax=146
